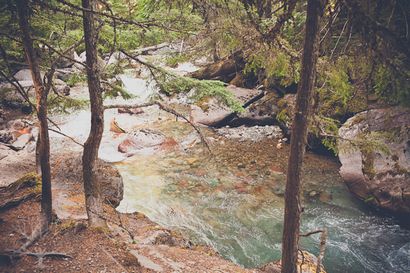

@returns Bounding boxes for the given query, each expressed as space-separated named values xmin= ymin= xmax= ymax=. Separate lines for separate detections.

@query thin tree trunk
xmin=16 ymin=0 xmax=53 ymax=226
xmin=281 ymin=0 xmax=323 ymax=272
xmin=265 ymin=0 xmax=272 ymax=18
xmin=81 ymin=0 xmax=106 ymax=227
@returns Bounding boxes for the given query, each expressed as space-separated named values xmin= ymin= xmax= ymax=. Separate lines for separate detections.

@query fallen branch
xmin=299 ymin=229 xmax=323 ymax=237
xmin=0 ymin=250 xmax=71 ymax=266
xmin=316 ymin=228 xmax=327 ymax=273
xmin=0 ymin=192 xmax=40 ymax=212
xmin=48 ymin=128 xmax=84 ymax=147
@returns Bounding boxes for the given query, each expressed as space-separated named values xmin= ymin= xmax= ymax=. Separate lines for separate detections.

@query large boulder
xmin=338 ymin=107 xmax=410 ymax=214
xmin=52 ymin=152 xmax=124 ymax=207
xmin=118 ymin=129 xmax=166 ymax=155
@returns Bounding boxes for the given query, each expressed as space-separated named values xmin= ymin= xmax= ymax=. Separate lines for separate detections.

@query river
xmin=115 ymin=117 xmax=410 ymax=273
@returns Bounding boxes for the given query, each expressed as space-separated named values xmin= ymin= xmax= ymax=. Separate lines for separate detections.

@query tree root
xmin=0 ymin=250 xmax=71 ymax=266
xmin=0 ymin=192 xmax=40 ymax=212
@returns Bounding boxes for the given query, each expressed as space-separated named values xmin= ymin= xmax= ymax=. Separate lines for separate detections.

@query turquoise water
xmin=116 ymin=125 xmax=410 ymax=273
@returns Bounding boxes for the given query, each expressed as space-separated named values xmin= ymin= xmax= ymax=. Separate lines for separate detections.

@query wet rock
xmin=11 ymin=133 xmax=33 ymax=150
xmin=260 ymin=251 xmax=326 ymax=273
xmin=52 ymin=152 xmax=124 ymax=207
xmin=118 ymin=129 xmax=166 ymax=155
xmin=216 ymin=125 xmax=282 ymax=142
xmin=338 ymin=106 xmax=410 ymax=214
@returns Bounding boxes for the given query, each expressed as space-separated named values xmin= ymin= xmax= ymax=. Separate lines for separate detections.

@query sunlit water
xmin=115 ymin=121 xmax=410 ymax=273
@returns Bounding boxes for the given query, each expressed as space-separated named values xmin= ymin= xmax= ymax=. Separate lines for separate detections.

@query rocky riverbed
xmin=1 ymin=43 xmax=409 ymax=273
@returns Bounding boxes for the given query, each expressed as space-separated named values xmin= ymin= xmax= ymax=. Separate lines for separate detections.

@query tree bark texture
xmin=16 ymin=0 xmax=52 ymax=226
xmin=281 ymin=0 xmax=323 ymax=272
xmin=81 ymin=0 xmax=106 ymax=227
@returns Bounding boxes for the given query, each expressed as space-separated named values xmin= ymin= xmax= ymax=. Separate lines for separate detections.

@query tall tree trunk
xmin=281 ymin=0 xmax=323 ymax=272
xmin=81 ymin=0 xmax=106 ymax=227
xmin=16 ymin=0 xmax=52 ymax=226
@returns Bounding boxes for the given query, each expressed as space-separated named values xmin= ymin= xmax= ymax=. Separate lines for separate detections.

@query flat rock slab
xmin=118 ymin=129 xmax=166 ymax=155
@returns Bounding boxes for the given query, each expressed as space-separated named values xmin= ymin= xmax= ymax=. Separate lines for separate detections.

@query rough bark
xmin=281 ymin=0 xmax=323 ymax=272
xmin=81 ymin=0 xmax=106 ymax=227
xmin=16 ymin=0 xmax=53 ymax=226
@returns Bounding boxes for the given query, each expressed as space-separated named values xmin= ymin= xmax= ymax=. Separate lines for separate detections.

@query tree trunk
xmin=81 ymin=0 xmax=106 ymax=227
xmin=281 ymin=0 xmax=323 ymax=272
xmin=16 ymin=0 xmax=53 ymax=227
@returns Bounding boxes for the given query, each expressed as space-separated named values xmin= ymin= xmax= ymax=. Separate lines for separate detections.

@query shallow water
xmin=116 ymin=121 xmax=410 ymax=273
xmin=94 ymin=66 xmax=410 ymax=273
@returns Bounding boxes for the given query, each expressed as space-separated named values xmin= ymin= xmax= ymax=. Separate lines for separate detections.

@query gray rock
xmin=118 ymin=129 xmax=166 ymax=155
xmin=105 ymin=51 xmax=127 ymax=66
xmin=74 ymin=51 xmax=106 ymax=71
xmin=13 ymin=69 xmax=33 ymax=82
xmin=52 ymin=152 xmax=124 ymax=207
xmin=0 ymin=130 xmax=12 ymax=143
xmin=338 ymin=107 xmax=410 ymax=214
xmin=11 ymin=133 xmax=33 ymax=150
xmin=216 ymin=125 xmax=282 ymax=141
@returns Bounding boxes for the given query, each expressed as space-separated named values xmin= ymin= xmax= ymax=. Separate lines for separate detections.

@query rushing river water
xmin=114 ymin=119 xmax=410 ymax=273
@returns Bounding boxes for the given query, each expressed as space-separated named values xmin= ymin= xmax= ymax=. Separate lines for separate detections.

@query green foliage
xmin=47 ymin=94 xmax=88 ymax=114
xmin=165 ymin=53 xmax=191 ymax=68
xmin=374 ymin=64 xmax=410 ymax=106
xmin=151 ymin=66 xmax=244 ymax=112
xmin=103 ymin=81 xmax=134 ymax=100
xmin=312 ymin=116 xmax=340 ymax=154
xmin=244 ymin=47 xmax=297 ymax=87
xmin=65 ymin=73 xmax=87 ymax=87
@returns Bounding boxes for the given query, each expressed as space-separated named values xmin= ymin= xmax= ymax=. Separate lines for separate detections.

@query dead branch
xmin=299 ymin=229 xmax=323 ymax=237
xmin=0 ymin=250 xmax=71 ymax=265
xmin=316 ymin=228 xmax=327 ymax=273
xmin=48 ymin=128 xmax=84 ymax=147
xmin=0 ymin=192 xmax=40 ymax=212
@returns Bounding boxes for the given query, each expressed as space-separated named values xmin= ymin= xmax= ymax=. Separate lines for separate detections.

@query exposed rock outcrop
xmin=52 ymin=152 xmax=124 ymax=207
xmin=338 ymin=107 xmax=410 ymax=214
xmin=260 ymin=251 xmax=326 ymax=273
